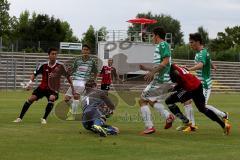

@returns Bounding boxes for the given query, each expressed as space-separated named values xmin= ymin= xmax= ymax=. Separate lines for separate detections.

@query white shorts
xmin=203 ymin=88 xmax=211 ymax=104
xmin=141 ymin=81 xmax=173 ymax=102
xmin=65 ymin=80 xmax=86 ymax=97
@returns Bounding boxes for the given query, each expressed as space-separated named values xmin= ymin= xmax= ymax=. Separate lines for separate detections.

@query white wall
xmin=98 ymin=41 xmax=156 ymax=74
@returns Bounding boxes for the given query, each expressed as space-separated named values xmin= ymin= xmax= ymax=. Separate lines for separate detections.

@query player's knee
xmin=64 ymin=95 xmax=71 ymax=101
xmin=139 ymin=99 xmax=148 ymax=106
xmin=148 ymin=100 xmax=156 ymax=107
xmin=73 ymin=94 xmax=80 ymax=100
xmin=49 ymin=95 xmax=56 ymax=102
xmin=184 ymin=100 xmax=192 ymax=105
xmin=28 ymin=95 xmax=37 ymax=103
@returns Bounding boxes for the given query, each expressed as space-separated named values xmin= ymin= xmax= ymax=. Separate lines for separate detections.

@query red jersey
xmin=100 ymin=66 xmax=116 ymax=84
xmin=34 ymin=61 xmax=69 ymax=90
xmin=171 ymin=64 xmax=201 ymax=91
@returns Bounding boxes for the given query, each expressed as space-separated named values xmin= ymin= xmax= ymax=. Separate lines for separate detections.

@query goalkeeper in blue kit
xmin=81 ymin=80 xmax=119 ymax=137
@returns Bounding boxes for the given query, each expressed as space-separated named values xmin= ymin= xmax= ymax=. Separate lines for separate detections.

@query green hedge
xmin=172 ymin=45 xmax=240 ymax=62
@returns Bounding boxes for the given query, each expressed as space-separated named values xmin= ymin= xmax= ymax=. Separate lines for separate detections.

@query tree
xmin=128 ymin=12 xmax=184 ymax=46
xmin=209 ymin=26 xmax=240 ymax=51
xmin=97 ymin=27 xmax=108 ymax=42
xmin=61 ymin=21 xmax=79 ymax=42
xmin=197 ymin=26 xmax=209 ymax=45
xmin=0 ymin=0 xmax=11 ymax=36
xmin=11 ymin=11 xmax=79 ymax=52
xmin=14 ymin=10 xmax=32 ymax=41
xmin=81 ymin=25 xmax=96 ymax=54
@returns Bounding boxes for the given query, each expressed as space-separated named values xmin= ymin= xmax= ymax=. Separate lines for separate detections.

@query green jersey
xmin=194 ymin=48 xmax=212 ymax=89
xmin=72 ymin=56 xmax=98 ymax=80
xmin=153 ymin=41 xmax=171 ymax=83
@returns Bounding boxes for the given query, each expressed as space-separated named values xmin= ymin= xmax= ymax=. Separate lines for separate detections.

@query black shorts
xmin=165 ymin=85 xmax=206 ymax=112
xmin=32 ymin=87 xmax=59 ymax=101
xmin=101 ymin=84 xmax=111 ymax=91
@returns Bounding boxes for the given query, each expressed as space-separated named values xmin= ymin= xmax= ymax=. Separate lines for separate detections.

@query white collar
xmin=48 ymin=60 xmax=58 ymax=68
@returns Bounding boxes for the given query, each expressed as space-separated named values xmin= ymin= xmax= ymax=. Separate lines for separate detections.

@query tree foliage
xmin=0 ymin=0 xmax=11 ymax=36
xmin=209 ymin=26 xmax=240 ymax=52
xmin=197 ymin=26 xmax=209 ymax=45
xmin=7 ymin=10 xmax=79 ymax=52
xmin=128 ymin=12 xmax=184 ymax=46
xmin=81 ymin=25 xmax=96 ymax=53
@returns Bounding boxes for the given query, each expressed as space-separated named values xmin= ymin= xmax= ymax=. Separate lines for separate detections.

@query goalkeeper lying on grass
xmin=81 ymin=80 xmax=119 ymax=137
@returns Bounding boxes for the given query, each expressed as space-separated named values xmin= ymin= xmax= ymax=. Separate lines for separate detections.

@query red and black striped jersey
xmin=100 ymin=66 xmax=117 ymax=84
xmin=171 ymin=64 xmax=201 ymax=91
xmin=34 ymin=61 xmax=69 ymax=90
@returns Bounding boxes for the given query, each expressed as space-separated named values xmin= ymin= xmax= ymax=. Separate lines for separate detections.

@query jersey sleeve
xmin=33 ymin=63 xmax=44 ymax=76
xmin=160 ymin=42 xmax=171 ymax=58
xmin=196 ymin=51 xmax=208 ymax=65
xmin=100 ymin=66 xmax=105 ymax=75
xmin=201 ymin=52 xmax=207 ymax=65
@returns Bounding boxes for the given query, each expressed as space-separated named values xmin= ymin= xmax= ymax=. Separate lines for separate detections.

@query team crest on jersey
xmin=161 ymin=43 xmax=165 ymax=48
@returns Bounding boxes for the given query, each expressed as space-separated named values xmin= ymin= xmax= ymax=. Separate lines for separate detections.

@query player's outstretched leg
xmin=13 ymin=94 xmax=37 ymax=123
xmin=139 ymin=99 xmax=155 ymax=134
xmin=193 ymin=96 xmax=231 ymax=135
xmin=41 ymin=101 xmax=54 ymax=124
xmin=152 ymin=102 xmax=175 ymax=129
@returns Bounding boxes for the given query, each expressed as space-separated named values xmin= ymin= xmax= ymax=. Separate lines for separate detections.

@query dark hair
xmin=48 ymin=48 xmax=58 ymax=55
xmin=170 ymin=64 xmax=178 ymax=83
xmin=82 ymin=44 xmax=91 ymax=50
xmin=153 ymin=27 xmax=166 ymax=39
xmin=189 ymin=33 xmax=203 ymax=44
xmin=85 ymin=79 xmax=97 ymax=88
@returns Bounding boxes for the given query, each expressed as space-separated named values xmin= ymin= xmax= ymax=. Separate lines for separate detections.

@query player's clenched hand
xmin=139 ymin=64 xmax=147 ymax=71
xmin=144 ymin=71 xmax=154 ymax=83
xmin=25 ymin=80 xmax=34 ymax=90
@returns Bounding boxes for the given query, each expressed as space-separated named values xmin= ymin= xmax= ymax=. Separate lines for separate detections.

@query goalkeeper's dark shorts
xmin=32 ymin=87 xmax=59 ymax=101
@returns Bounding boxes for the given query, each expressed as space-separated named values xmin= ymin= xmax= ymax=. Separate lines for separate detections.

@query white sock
xmin=72 ymin=100 xmax=79 ymax=114
xmin=206 ymin=105 xmax=226 ymax=118
xmin=153 ymin=102 xmax=170 ymax=120
xmin=184 ymin=104 xmax=195 ymax=126
xmin=140 ymin=105 xmax=153 ymax=129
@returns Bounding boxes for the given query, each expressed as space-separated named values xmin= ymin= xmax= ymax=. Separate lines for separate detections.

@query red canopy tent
xmin=127 ymin=18 xmax=157 ymax=41
xmin=127 ymin=18 xmax=157 ymax=24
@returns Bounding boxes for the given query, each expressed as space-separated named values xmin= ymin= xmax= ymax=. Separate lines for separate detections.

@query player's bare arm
xmin=139 ymin=64 xmax=152 ymax=71
xmin=144 ymin=57 xmax=169 ymax=83
xmin=187 ymin=62 xmax=203 ymax=71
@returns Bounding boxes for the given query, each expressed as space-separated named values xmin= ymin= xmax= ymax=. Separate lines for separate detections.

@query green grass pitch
xmin=0 ymin=90 xmax=239 ymax=160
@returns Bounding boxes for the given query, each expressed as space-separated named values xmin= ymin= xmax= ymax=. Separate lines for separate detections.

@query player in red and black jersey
xmin=100 ymin=59 xmax=121 ymax=91
xmin=13 ymin=48 xmax=74 ymax=124
xmin=165 ymin=64 xmax=231 ymax=135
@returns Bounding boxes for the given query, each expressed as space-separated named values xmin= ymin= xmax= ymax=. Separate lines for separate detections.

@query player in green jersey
xmin=139 ymin=27 xmax=175 ymax=134
xmin=178 ymin=33 xmax=229 ymax=132
xmin=65 ymin=44 xmax=98 ymax=120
